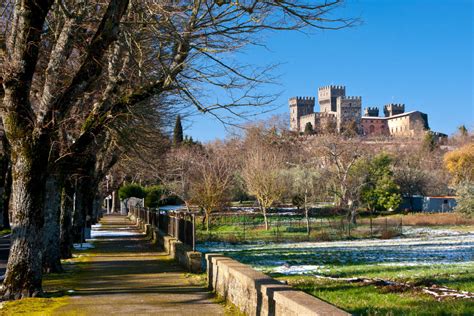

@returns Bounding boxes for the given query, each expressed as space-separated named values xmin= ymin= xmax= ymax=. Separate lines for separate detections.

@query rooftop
xmin=362 ymin=111 xmax=419 ymax=120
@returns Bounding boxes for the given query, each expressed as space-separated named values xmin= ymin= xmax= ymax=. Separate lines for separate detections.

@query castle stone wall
xmin=336 ymin=96 xmax=362 ymax=132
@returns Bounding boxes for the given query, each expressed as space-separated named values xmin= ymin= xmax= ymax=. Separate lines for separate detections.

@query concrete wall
xmin=207 ymin=254 xmax=349 ymax=316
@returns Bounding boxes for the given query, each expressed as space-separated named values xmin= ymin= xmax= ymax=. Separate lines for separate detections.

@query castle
xmin=289 ymin=85 xmax=429 ymax=137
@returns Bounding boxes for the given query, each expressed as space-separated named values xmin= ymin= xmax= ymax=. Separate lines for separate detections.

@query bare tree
xmin=242 ymin=145 xmax=286 ymax=230
xmin=0 ymin=0 xmax=353 ymax=298
xmin=313 ymin=136 xmax=364 ymax=223
xmin=188 ymin=147 xmax=234 ymax=231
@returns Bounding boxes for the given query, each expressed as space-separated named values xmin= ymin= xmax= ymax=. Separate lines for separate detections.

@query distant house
xmin=399 ymin=195 xmax=457 ymax=212
xmin=422 ymin=196 xmax=457 ymax=213
xmin=400 ymin=196 xmax=424 ymax=212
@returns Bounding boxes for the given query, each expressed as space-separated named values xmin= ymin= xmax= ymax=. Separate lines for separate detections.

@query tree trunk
xmin=92 ymin=194 xmax=101 ymax=224
xmin=349 ymin=209 xmax=357 ymax=225
xmin=206 ymin=211 xmax=210 ymax=232
xmin=2 ymin=164 xmax=12 ymax=229
xmin=72 ymin=180 xmax=86 ymax=243
xmin=262 ymin=207 xmax=269 ymax=231
xmin=2 ymin=148 xmax=47 ymax=299
xmin=111 ymin=190 xmax=117 ymax=213
xmin=60 ymin=182 xmax=74 ymax=259
xmin=304 ymin=192 xmax=310 ymax=236
xmin=0 ymin=150 xmax=12 ymax=229
xmin=42 ymin=175 xmax=63 ymax=273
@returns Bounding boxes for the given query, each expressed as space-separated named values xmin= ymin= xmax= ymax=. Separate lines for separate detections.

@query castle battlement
xmin=364 ymin=107 xmax=379 ymax=117
xmin=341 ymin=96 xmax=362 ymax=100
xmin=289 ymin=96 xmax=316 ymax=101
xmin=318 ymin=85 xmax=345 ymax=91
xmin=289 ymin=96 xmax=315 ymax=107
xmin=384 ymin=103 xmax=405 ymax=109
xmin=384 ymin=103 xmax=405 ymax=117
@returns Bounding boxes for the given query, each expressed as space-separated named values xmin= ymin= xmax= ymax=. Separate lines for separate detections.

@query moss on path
xmin=3 ymin=215 xmax=225 ymax=316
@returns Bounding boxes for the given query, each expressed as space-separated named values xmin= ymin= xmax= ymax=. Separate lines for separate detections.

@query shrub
xmin=144 ymin=185 xmax=165 ymax=208
xmin=118 ymin=183 xmax=146 ymax=200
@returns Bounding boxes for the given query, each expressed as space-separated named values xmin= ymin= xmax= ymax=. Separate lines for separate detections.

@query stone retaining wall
xmin=130 ymin=214 xmax=202 ymax=273
xmin=206 ymin=254 xmax=349 ymax=316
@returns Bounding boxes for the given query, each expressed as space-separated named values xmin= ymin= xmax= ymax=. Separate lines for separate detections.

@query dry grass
xmin=395 ymin=213 xmax=474 ymax=226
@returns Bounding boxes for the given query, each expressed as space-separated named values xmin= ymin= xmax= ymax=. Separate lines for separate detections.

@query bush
xmin=144 ymin=185 xmax=165 ymax=208
xmin=118 ymin=183 xmax=146 ymax=200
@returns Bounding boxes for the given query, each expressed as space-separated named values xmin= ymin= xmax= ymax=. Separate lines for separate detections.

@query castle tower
xmin=384 ymin=103 xmax=405 ymax=117
xmin=364 ymin=107 xmax=379 ymax=117
xmin=318 ymin=85 xmax=346 ymax=113
xmin=289 ymin=97 xmax=315 ymax=131
xmin=336 ymin=96 xmax=362 ymax=133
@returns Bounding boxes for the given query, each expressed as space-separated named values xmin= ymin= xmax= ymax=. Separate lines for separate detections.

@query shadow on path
xmin=53 ymin=215 xmax=224 ymax=316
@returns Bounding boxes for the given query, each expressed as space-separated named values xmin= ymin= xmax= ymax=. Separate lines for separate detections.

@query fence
xmin=130 ymin=206 xmax=196 ymax=250
xmin=196 ymin=212 xmax=404 ymax=243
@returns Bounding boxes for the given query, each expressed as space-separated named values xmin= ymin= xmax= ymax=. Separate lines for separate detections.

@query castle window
xmin=369 ymin=125 xmax=375 ymax=133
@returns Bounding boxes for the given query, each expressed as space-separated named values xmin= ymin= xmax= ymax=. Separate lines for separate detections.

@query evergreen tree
xmin=454 ymin=182 xmax=474 ymax=218
xmin=173 ymin=115 xmax=184 ymax=146
xmin=304 ymin=122 xmax=314 ymax=135
xmin=423 ymin=131 xmax=437 ymax=152
xmin=458 ymin=124 xmax=468 ymax=137
xmin=359 ymin=154 xmax=401 ymax=212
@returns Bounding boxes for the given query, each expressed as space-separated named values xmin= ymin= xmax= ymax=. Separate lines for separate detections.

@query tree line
xmin=156 ymin=120 xmax=473 ymax=235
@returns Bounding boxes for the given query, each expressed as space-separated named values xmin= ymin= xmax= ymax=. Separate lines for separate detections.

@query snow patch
xmin=90 ymin=230 xmax=142 ymax=238
xmin=198 ymin=232 xmax=474 ymax=272
xmin=73 ymin=242 xmax=95 ymax=250
xmin=272 ymin=265 xmax=326 ymax=275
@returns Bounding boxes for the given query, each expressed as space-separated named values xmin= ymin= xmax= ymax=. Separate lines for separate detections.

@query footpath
xmin=54 ymin=214 xmax=225 ymax=315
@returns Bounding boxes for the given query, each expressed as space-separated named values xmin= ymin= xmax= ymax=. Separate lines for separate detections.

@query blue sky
xmin=185 ymin=0 xmax=473 ymax=142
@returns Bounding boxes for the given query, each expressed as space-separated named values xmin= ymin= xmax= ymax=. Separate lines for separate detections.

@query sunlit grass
xmin=281 ymin=277 xmax=474 ymax=316
xmin=0 ymin=297 xmax=69 ymax=316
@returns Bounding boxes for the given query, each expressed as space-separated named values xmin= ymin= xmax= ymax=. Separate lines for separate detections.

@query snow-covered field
xmin=198 ymin=229 xmax=474 ymax=275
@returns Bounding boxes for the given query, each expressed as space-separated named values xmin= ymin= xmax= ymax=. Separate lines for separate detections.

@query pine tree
xmin=173 ymin=115 xmax=184 ymax=146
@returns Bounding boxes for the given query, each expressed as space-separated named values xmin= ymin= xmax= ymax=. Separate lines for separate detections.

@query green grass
xmin=0 ymin=228 xmax=11 ymax=237
xmin=0 ymin=297 xmax=69 ymax=316
xmin=320 ymin=263 xmax=474 ymax=292
xmin=275 ymin=262 xmax=474 ymax=315
xmin=0 ymin=249 xmax=95 ymax=315
xmin=197 ymin=220 xmax=399 ymax=243
xmin=283 ymin=277 xmax=473 ymax=316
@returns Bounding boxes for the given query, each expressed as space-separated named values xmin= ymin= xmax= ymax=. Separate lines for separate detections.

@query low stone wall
xmin=153 ymin=229 xmax=202 ymax=273
xmin=130 ymin=214 xmax=202 ymax=273
xmin=207 ymin=254 xmax=349 ymax=316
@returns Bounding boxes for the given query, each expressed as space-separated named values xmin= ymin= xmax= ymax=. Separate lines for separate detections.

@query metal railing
xmin=130 ymin=206 xmax=196 ymax=251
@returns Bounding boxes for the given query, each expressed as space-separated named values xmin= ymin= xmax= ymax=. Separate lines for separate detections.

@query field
xmin=198 ymin=221 xmax=474 ymax=315
xmin=196 ymin=211 xmax=474 ymax=243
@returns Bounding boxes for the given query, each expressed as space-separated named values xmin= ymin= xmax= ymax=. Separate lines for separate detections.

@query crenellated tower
xmin=318 ymin=85 xmax=346 ymax=113
xmin=384 ymin=103 xmax=405 ymax=117
xmin=364 ymin=107 xmax=379 ymax=117
xmin=289 ymin=96 xmax=315 ymax=131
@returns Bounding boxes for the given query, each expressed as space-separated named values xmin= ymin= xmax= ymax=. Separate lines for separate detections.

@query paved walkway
xmin=54 ymin=215 xmax=224 ymax=315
